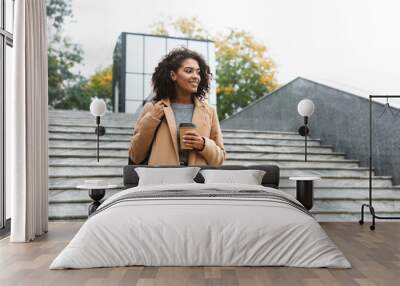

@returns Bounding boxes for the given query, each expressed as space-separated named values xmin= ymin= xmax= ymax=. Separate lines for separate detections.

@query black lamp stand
xmin=94 ymin=116 xmax=106 ymax=162
xmin=298 ymin=116 xmax=310 ymax=162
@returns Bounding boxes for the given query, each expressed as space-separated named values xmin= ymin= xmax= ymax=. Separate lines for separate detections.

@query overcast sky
xmin=64 ymin=0 xmax=400 ymax=105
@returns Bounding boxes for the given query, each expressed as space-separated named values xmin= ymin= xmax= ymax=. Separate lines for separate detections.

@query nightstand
xmin=289 ymin=176 xmax=321 ymax=210
xmin=76 ymin=184 xmax=120 ymax=216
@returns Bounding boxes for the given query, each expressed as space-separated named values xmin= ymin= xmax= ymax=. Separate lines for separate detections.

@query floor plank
xmin=1 ymin=222 xmax=399 ymax=286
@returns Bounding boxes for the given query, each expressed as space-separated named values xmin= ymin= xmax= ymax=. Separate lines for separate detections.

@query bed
xmin=50 ymin=165 xmax=350 ymax=269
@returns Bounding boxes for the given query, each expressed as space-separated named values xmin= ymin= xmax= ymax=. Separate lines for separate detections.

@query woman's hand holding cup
xmin=182 ymin=130 xmax=205 ymax=151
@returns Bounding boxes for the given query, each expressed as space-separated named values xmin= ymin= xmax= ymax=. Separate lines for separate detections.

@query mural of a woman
xmin=128 ymin=48 xmax=226 ymax=166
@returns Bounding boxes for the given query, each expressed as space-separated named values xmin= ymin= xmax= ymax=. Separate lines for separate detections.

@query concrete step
xmin=49 ymin=187 xmax=400 ymax=204
xmin=48 ymin=166 xmax=374 ymax=178
xmin=49 ymin=177 xmax=123 ymax=190
xmin=312 ymin=201 xmax=400 ymax=215
xmin=48 ymin=133 xmax=323 ymax=146
xmin=48 ymin=119 xmax=136 ymax=127
xmin=49 ymin=125 xmax=134 ymax=135
xmin=280 ymin=187 xmax=400 ymax=200
xmin=50 ymin=140 xmax=130 ymax=149
xmin=49 ymin=110 xmax=137 ymax=120
xmin=224 ymin=152 xmax=345 ymax=161
xmin=49 ymin=121 xmax=135 ymax=128
xmin=49 ymin=148 xmax=344 ymax=159
xmin=280 ymin=177 xmax=393 ymax=188
xmin=49 ymin=188 xmax=123 ymax=203
xmin=48 ymin=140 xmax=331 ymax=151
xmin=49 ymin=202 xmax=100 ymax=220
xmin=49 ymin=133 xmax=131 ymax=141
xmin=221 ymin=129 xmax=299 ymax=136
xmin=48 ymin=157 xmax=361 ymax=168
xmin=49 ymin=119 xmax=302 ymax=135
xmin=224 ymin=159 xmax=359 ymax=168
xmin=49 ymin=175 xmax=392 ymax=190
xmin=224 ymin=144 xmax=335 ymax=153
xmin=49 ymin=127 xmax=310 ymax=141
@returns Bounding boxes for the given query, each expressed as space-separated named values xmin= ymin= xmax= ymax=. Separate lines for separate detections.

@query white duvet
xmin=50 ymin=183 xmax=351 ymax=269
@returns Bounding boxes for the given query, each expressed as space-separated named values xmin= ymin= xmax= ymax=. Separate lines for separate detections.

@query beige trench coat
xmin=128 ymin=96 xmax=226 ymax=166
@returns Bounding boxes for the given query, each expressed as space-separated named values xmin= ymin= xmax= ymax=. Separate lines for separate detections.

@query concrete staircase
xmin=48 ymin=110 xmax=400 ymax=221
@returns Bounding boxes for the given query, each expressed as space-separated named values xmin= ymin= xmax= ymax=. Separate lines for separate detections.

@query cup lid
xmin=179 ymin=123 xmax=196 ymax=128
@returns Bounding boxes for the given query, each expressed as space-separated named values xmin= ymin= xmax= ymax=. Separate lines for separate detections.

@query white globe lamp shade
xmin=297 ymin=99 xmax=315 ymax=117
xmin=90 ymin=98 xmax=107 ymax=117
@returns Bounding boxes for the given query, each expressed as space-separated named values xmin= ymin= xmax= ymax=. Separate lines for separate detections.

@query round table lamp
xmin=297 ymin=99 xmax=315 ymax=162
xmin=90 ymin=98 xmax=107 ymax=162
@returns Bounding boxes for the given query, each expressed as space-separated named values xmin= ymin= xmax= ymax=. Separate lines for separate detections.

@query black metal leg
xmin=296 ymin=180 xmax=313 ymax=210
xmin=359 ymin=203 xmax=400 ymax=230
xmin=359 ymin=203 xmax=378 ymax=230
xmin=88 ymin=189 xmax=105 ymax=216
xmin=359 ymin=204 xmax=366 ymax=225
xmin=370 ymin=206 xmax=376 ymax=231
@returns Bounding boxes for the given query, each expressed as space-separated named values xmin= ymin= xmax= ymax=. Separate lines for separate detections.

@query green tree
xmin=47 ymin=0 xmax=85 ymax=109
xmin=46 ymin=0 xmax=73 ymax=31
xmin=53 ymin=77 xmax=91 ymax=110
xmin=84 ymin=66 xmax=113 ymax=110
xmin=151 ymin=17 xmax=209 ymax=40
xmin=50 ymin=65 xmax=114 ymax=110
xmin=150 ymin=17 xmax=278 ymax=120
xmin=215 ymin=30 xmax=277 ymax=120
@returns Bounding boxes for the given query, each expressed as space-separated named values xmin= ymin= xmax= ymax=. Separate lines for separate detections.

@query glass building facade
xmin=112 ymin=33 xmax=217 ymax=114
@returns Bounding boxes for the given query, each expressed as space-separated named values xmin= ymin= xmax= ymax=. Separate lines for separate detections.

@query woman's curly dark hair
xmin=151 ymin=47 xmax=212 ymax=102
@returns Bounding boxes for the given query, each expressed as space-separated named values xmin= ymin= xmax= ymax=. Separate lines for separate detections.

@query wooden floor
xmin=0 ymin=222 xmax=399 ymax=286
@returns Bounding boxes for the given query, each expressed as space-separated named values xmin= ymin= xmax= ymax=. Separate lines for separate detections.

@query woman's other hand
xmin=149 ymin=101 xmax=164 ymax=120
xmin=183 ymin=130 xmax=205 ymax=151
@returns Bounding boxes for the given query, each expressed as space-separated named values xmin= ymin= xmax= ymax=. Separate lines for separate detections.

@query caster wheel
xmin=359 ymin=220 xmax=364 ymax=225
xmin=370 ymin=225 xmax=375 ymax=231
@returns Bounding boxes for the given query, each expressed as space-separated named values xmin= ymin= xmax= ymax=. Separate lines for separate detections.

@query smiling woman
xmin=128 ymin=47 xmax=226 ymax=166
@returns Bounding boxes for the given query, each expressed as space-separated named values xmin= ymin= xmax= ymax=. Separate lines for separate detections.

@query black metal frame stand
xmin=359 ymin=95 xmax=400 ymax=230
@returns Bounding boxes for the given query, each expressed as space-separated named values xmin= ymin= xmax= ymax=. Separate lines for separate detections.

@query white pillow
xmin=135 ymin=167 xmax=200 ymax=186
xmin=200 ymin=169 xmax=266 ymax=185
